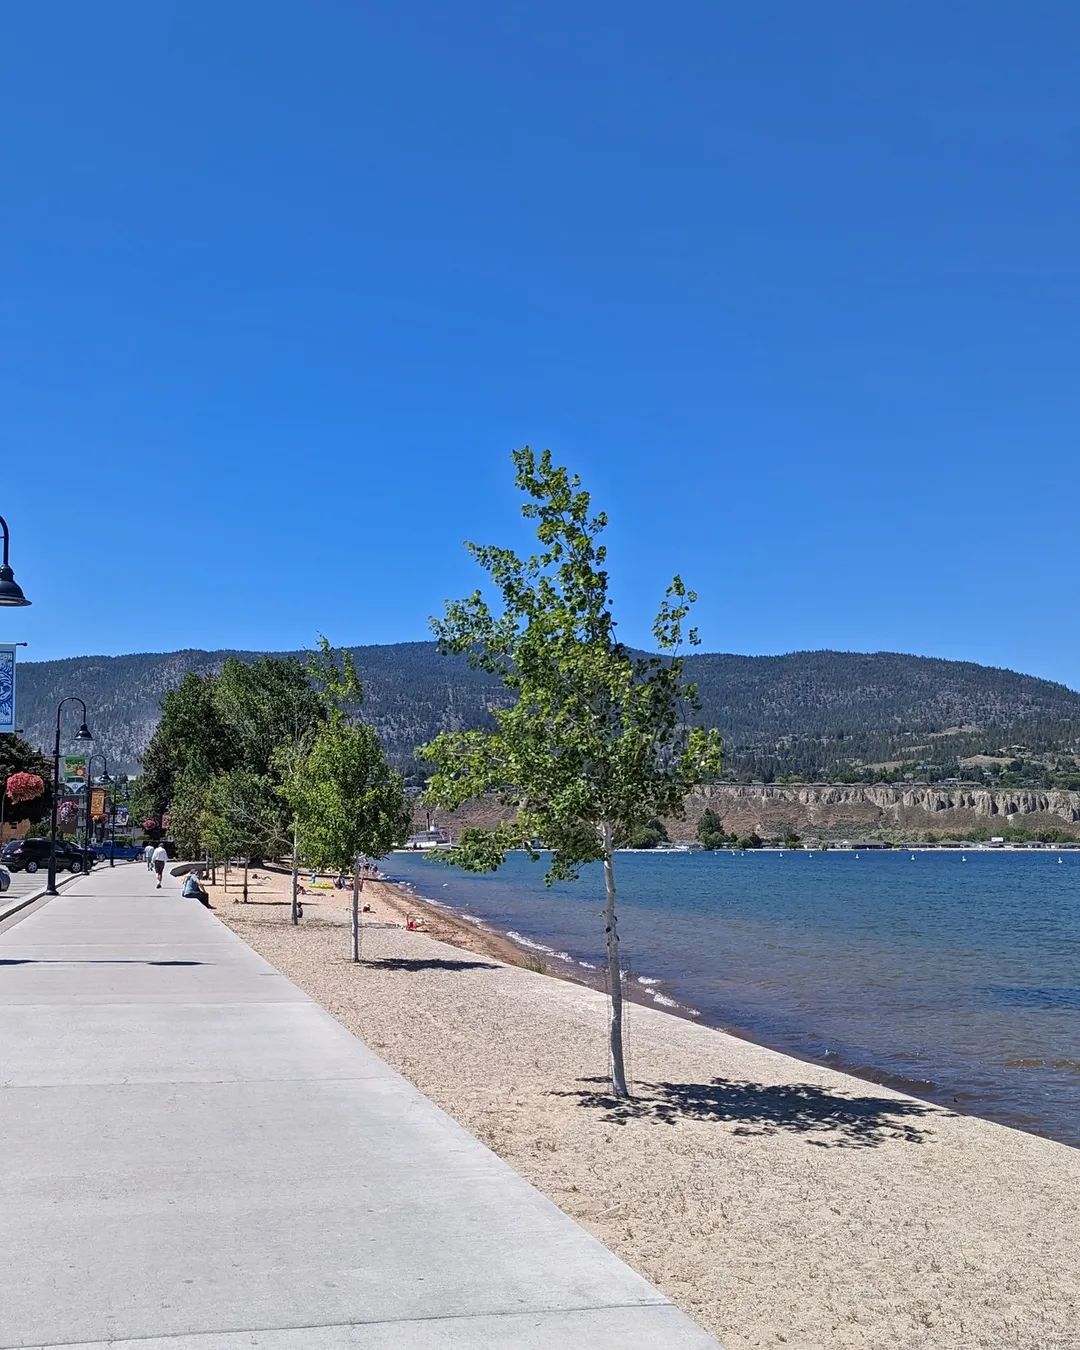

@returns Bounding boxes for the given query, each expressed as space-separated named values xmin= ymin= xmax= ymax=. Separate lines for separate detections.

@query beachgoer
xmin=144 ymin=843 xmax=154 ymax=870
xmin=182 ymin=873 xmax=212 ymax=908
xmin=152 ymin=844 xmax=168 ymax=888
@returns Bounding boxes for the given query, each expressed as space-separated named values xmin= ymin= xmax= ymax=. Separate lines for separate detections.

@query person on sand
xmin=151 ymin=843 xmax=168 ymax=888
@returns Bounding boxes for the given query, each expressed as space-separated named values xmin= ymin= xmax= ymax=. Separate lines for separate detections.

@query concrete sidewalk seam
xmin=8 ymin=1300 xmax=680 ymax=1349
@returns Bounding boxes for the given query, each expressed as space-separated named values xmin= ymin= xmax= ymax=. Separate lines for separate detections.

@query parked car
xmin=0 ymin=838 xmax=95 ymax=874
xmin=92 ymin=843 xmax=144 ymax=861
xmin=0 ymin=864 xmax=9 ymax=892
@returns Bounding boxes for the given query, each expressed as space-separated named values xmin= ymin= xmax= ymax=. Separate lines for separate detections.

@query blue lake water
xmin=383 ymin=849 xmax=1080 ymax=1146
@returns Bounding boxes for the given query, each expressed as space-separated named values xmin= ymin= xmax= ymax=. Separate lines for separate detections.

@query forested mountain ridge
xmin=16 ymin=643 xmax=1080 ymax=786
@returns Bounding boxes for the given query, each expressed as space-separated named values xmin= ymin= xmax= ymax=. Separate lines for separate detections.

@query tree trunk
xmin=243 ymin=859 xmax=248 ymax=903
xmin=290 ymin=822 xmax=300 ymax=926
xmin=601 ymin=823 xmax=629 ymax=1098
xmin=351 ymin=855 xmax=362 ymax=962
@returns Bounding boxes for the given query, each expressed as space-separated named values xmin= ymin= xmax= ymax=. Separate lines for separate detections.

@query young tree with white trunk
xmin=420 ymin=448 xmax=722 ymax=1098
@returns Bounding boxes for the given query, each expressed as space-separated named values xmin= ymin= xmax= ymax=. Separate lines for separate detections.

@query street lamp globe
xmin=0 ymin=563 xmax=30 ymax=607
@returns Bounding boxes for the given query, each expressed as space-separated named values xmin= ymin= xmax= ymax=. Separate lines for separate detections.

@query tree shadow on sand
xmin=557 ymin=1076 xmax=942 ymax=1147
xmin=368 ymin=957 xmax=499 ymax=973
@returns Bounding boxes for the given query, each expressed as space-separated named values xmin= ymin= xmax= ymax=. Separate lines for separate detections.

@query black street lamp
xmin=47 ymin=698 xmax=93 ymax=896
xmin=86 ymin=753 xmax=111 ymax=874
xmin=107 ymin=772 xmax=128 ymax=867
xmin=0 ymin=516 xmax=31 ymax=607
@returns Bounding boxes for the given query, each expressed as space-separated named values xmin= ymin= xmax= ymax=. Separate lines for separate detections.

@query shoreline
xmin=220 ymin=861 xmax=1073 ymax=1146
xmin=209 ymin=871 xmax=1080 ymax=1349
xmin=378 ymin=858 xmax=1075 ymax=1146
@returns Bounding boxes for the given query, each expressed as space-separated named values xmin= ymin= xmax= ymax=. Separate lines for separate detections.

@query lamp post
xmin=0 ymin=516 xmax=30 ymax=607
xmin=47 ymin=699 xmax=93 ymax=895
xmin=86 ymin=753 xmax=111 ymax=874
xmin=108 ymin=772 xmax=127 ymax=867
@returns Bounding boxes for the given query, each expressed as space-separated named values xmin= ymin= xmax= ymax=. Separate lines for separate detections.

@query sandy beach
xmin=207 ymin=864 xmax=1080 ymax=1350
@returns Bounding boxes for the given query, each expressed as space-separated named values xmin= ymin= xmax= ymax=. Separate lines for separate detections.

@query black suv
xmin=0 ymin=838 xmax=95 ymax=874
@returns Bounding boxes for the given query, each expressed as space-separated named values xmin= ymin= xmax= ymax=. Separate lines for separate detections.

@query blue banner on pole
xmin=0 ymin=645 xmax=15 ymax=734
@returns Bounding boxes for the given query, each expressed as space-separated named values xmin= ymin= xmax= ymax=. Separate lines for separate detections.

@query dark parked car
xmin=0 ymin=838 xmax=95 ymax=874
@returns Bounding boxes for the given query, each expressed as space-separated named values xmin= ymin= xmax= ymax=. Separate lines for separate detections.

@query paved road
xmin=0 ymin=857 xmax=93 ymax=924
xmin=0 ymin=864 xmax=721 ymax=1349
xmin=1 ymin=865 xmax=49 ymax=907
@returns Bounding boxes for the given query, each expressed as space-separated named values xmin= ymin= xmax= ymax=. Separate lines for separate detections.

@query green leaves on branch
xmin=283 ymin=642 xmax=412 ymax=872
xmin=199 ymin=770 xmax=284 ymax=863
xmin=421 ymin=447 xmax=723 ymax=881
xmin=139 ymin=650 xmax=329 ymax=858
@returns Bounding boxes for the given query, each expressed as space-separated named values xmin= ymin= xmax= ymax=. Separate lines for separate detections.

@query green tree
xmin=420 ymin=448 xmax=723 ymax=1098
xmin=214 ymin=657 xmax=325 ymax=781
xmin=138 ymin=672 xmax=232 ymax=824
xmin=136 ymin=655 xmax=326 ymax=872
xmin=285 ymin=645 xmax=411 ymax=958
xmin=199 ymin=769 xmax=285 ymax=900
xmin=696 ymin=807 xmax=732 ymax=850
xmin=623 ymin=817 xmax=669 ymax=849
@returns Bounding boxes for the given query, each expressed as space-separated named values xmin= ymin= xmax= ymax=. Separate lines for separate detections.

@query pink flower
xmin=5 ymin=771 xmax=45 ymax=804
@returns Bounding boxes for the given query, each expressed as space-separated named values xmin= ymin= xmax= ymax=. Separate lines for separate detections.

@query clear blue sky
xmin=4 ymin=3 xmax=1078 ymax=685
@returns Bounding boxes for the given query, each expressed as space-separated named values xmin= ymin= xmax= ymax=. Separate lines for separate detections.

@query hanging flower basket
xmin=58 ymin=802 xmax=79 ymax=829
xmin=5 ymin=771 xmax=45 ymax=804
xmin=143 ymin=818 xmax=158 ymax=832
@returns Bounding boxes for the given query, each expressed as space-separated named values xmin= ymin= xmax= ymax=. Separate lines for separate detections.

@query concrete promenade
xmin=0 ymin=863 xmax=720 ymax=1349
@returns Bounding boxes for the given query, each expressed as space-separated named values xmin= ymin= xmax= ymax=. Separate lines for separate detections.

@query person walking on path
xmin=144 ymin=843 xmax=154 ymax=870
xmin=151 ymin=844 xmax=168 ymax=888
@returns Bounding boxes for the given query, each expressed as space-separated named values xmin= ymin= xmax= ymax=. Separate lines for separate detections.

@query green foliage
xmin=696 ymin=808 xmax=723 ymax=838
xmin=696 ymin=807 xmax=736 ymax=850
xmin=735 ymin=833 xmax=763 ymax=850
xmin=422 ymin=447 xmax=724 ymax=882
xmin=136 ymin=655 xmax=327 ymax=858
xmin=622 ymin=817 xmax=669 ymax=849
xmin=283 ymin=643 xmax=411 ymax=871
xmin=199 ymin=769 xmax=285 ymax=863
xmin=421 ymin=448 xmax=723 ymax=1099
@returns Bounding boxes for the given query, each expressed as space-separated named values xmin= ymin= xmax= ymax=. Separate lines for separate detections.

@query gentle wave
xmin=505 ymin=931 xmax=573 ymax=962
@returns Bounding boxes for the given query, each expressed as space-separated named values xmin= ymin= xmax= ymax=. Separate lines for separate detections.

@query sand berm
xmin=208 ymin=863 xmax=1080 ymax=1350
